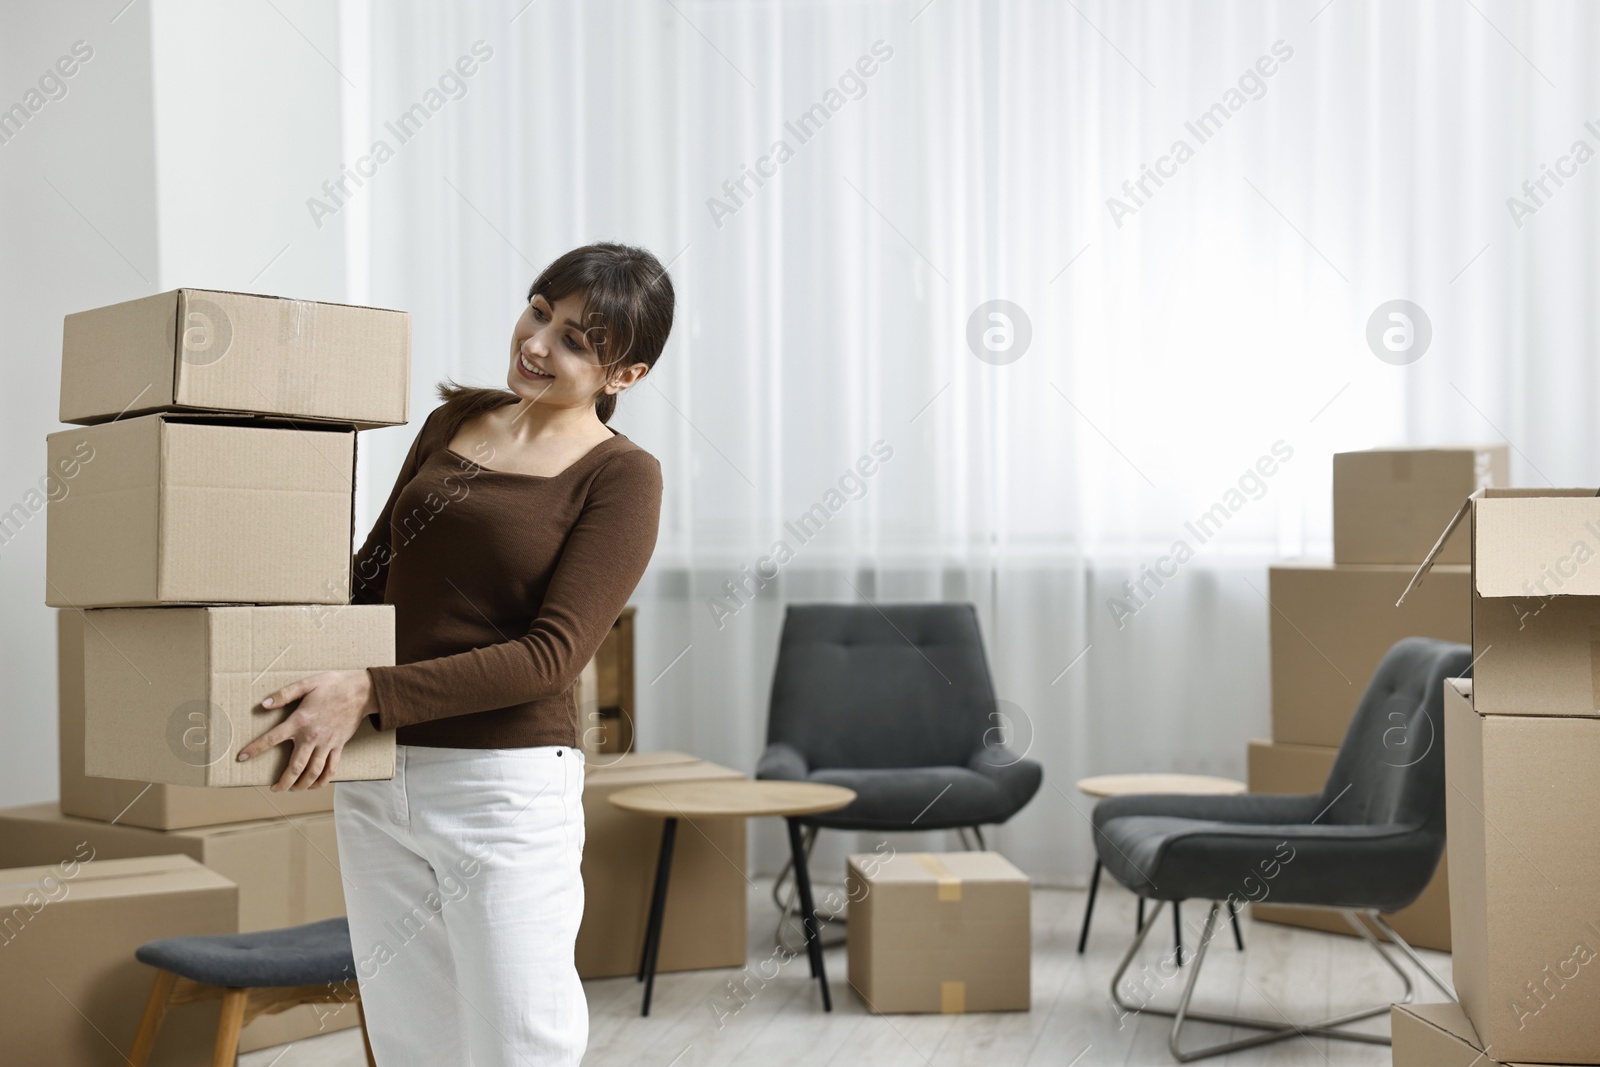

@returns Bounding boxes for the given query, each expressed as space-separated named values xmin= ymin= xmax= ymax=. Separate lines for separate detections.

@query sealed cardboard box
xmin=83 ymin=605 xmax=396 ymax=788
xmin=578 ymin=751 xmax=747 ymax=979
xmin=60 ymin=288 xmax=410 ymax=427
xmin=1245 ymin=738 xmax=1451 ymax=951
xmin=1269 ymin=561 xmax=1471 ymax=747
xmin=1333 ymin=446 xmax=1508 ymax=565
xmin=0 ymin=802 xmax=354 ymax=1052
xmin=846 ymin=851 xmax=1030 ymax=1014
xmin=57 ymin=610 xmax=334 ymax=828
xmin=1445 ymin=678 xmax=1600 ymax=1063
xmin=0 ymin=854 xmax=237 ymax=1067
xmin=46 ymin=414 xmax=356 ymax=608
xmin=1391 ymin=1003 xmax=1515 ymax=1067
xmin=1405 ymin=489 xmax=1600 ymax=716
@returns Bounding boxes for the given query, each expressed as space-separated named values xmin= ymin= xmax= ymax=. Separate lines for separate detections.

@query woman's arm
xmin=365 ymin=448 xmax=664 ymax=731
xmin=350 ymin=406 xmax=444 ymax=605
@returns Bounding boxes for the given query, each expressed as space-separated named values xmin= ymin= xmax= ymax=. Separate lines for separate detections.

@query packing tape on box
xmin=279 ymin=299 xmax=316 ymax=345
xmin=914 ymin=853 xmax=962 ymax=902
xmin=940 ymin=981 xmax=966 ymax=1013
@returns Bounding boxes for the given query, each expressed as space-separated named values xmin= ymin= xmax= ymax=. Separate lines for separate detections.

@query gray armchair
xmin=1093 ymin=636 xmax=1468 ymax=1061
xmin=756 ymin=602 xmax=1043 ymax=832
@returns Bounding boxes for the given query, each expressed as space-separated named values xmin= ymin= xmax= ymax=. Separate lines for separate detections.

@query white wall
xmin=0 ymin=0 xmax=344 ymax=809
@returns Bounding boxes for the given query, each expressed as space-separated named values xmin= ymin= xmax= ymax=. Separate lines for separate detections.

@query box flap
xmin=1396 ymin=490 xmax=1481 ymax=606
xmin=58 ymin=290 xmax=182 ymax=425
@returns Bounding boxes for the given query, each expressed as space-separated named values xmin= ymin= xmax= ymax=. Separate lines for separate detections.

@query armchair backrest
xmin=1320 ymin=636 xmax=1472 ymax=836
xmin=765 ymin=602 xmax=998 ymax=770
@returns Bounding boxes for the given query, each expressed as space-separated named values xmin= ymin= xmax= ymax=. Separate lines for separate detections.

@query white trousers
xmin=334 ymin=744 xmax=588 ymax=1066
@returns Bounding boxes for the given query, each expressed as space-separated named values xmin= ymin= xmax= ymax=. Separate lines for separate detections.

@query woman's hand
xmin=237 ymin=669 xmax=379 ymax=791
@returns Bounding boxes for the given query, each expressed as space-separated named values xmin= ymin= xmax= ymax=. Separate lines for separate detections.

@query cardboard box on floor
xmin=0 ymin=854 xmax=237 ymax=1067
xmin=1391 ymin=1003 xmax=1523 ymax=1067
xmin=1268 ymin=561 xmax=1471 ymax=747
xmin=1333 ymin=446 xmax=1508 ymax=565
xmin=1404 ymin=488 xmax=1600 ymax=717
xmin=60 ymin=288 xmax=410 ymax=428
xmin=1245 ymin=738 xmax=1451 ymax=951
xmin=82 ymin=605 xmax=396 ymax=788
xmin=0 ymin=802 xmax=357 ymax=1052
xmin=57 ymin=610 xmax=335 ymax=828
xmin=46 ymin=414 xmax=356 ymax=608
xmin=1444 ymin=678 xmax=1600 ymax=1064
xmin=578 ymin=751 xmax=748 ymax=979
xmin=846 ymin=851 xmax=1030 ymax=1014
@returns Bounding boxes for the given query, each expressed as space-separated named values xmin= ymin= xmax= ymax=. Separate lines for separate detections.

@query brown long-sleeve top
xmin=351 ymin=390 xmax=662 ymax=749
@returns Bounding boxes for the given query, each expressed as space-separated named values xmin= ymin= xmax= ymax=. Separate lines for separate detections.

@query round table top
xmin=608 ymin=780 xmax=857 ymax=818
xmin=1076 ymin=773 xmax=1246 ymax=799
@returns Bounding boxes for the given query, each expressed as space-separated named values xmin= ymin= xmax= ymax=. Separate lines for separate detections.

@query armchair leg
xmin=1366 ymin=912 xmax=1454 ymax=1000
xmin=1109 ymin=902 xmax=1413 ymax=1062
xmin=212 ymin=988 xmax=248 ymax=1067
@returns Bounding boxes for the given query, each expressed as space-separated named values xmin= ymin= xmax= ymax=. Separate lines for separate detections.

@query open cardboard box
xmin=60 ymin=288 xmax=409 ymax=428
xmin=1401 ymin=488 xmax=1600 ymax=716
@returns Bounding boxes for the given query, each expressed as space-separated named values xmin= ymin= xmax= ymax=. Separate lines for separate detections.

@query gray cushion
xmin=757 ymin=604 xmax=1042 ymax=829
xmin=1093 ymin=636 xmax=1471 ymax=909
xmin=135 ymin=917 xmax=356 ymax=988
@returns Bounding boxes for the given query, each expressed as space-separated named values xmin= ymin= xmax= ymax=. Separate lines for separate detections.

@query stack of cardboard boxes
xmin=1393 ymin=488 xmax=1600 ymax=1066
xmin=1 ymin=289 xmax=410 ymax=1063
xmin=1247 ymin=445 xmax=1509 ymax=950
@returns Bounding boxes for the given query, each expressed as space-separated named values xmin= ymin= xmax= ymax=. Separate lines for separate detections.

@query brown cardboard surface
xmin=1333 ymin=446 xmax=1508 ymax=565
xmin=57 ymin=610 xmax=335 ymax=828
xmin=0 ymin=802 xmax=344 ymax=932
xmin=0 ymin=854 xmax=237 ymax=1067
xmin=846 ymin=851 xmax=1030 ymax=1014
xmin=578 ymin=752 xmax=748 ymax=979
xmin=60 ymin=288 xmax=409 ymax=427
xmin=46 ymin=414 xmax=356 ymax=607
xmin=1245 ymin=739 xmax=1451 ymax=951
xmin=1390 ymin=1002 xmax=1539 ymax=1067
xmin=0 ymin=805 xmax=356 ymax=1053
xmin=82 ymin=605 xmax=395 ymax=788
xmin=1269 ymin=561 xmax=1471 ymax=748
xmin=1445 ymin=679 xmax=1600 ymax=1064
xmin=1403 ymin=489 xmax=1600 ymax=717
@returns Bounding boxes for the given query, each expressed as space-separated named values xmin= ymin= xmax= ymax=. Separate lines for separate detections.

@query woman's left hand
xmin=237 ymin=669 xmax=379 ymax=791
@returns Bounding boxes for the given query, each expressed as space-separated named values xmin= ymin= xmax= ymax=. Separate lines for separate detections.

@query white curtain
xmin=350 ymin=0 xmax=1600 ymax=885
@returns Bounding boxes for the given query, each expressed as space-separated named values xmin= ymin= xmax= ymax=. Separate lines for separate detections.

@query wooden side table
xmin=1076 ymin=773 xmax=1248 ymax=963
xmin=609 ymin=780 xmax=856 ymax=1016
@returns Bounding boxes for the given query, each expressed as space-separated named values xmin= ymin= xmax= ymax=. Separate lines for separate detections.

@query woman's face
xmin=506 ymin=290 xmax=646 ymax=410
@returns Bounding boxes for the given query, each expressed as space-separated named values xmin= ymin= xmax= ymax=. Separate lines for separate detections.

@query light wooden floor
xmin=241 ymin=878 xmax=1451 ymax=1066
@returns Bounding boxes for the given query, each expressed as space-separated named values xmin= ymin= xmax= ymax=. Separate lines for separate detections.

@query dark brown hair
xmin=439 ymin=242 xmax=675 ymax=424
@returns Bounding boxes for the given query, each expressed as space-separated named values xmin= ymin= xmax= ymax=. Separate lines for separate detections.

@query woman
xmin=236 ymin=242 xmax=674 ymax=1065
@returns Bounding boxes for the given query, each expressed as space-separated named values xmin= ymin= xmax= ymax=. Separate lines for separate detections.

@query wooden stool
xmin=128 ymin=916 xmax=376 ymax=1067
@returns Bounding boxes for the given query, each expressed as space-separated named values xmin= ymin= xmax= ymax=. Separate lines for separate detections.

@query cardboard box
xmin=0 ymin=802 xmax=344 ymax=932
xmin=1269 ymin=561 xmax=1471 ymax=747
xmin=0 ymin=854 xmax=237 ymax=1067
xmin=1245 ymin=738 xmax=1451 ymax=951
xmin=46 ymin=414 xmax=356 ymax=608
xmin=58 ymin=610 xmax=335 ymax=828
xmin=1445 ymin=678 xmax=1600 ymax=1063
xmin=1405 ymin=489 xmax=1600 ymax=717
xmin=1333 ymin=446 xmax=1508 ymax=565
xmin=60 ymin=288 xmax=409 ymax=428
xmin=83 ymin=605 xmax=396 ymax=788
xmin=846 ymin=851 xmax=1030 ymax=1014
xmin=578 ymin=751 xmax=747 ymax=979
xmin=0 ymin=802 xmax=355 ymax=1053
xmin=1391 ymin=1002 xmax=1526 ymax=1067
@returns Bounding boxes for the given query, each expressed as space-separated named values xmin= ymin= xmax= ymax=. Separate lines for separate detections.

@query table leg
xmin=1137 ymin=896 xmax=1145 ymax=931
xmin=1076 ymin=858 xmax=1102 ymax=953
xmin=1227 ymin=898 xmax=1244 ymax=950
xmin=1173 ymin=900 xmax=1184 ymax=966
xmin=786 ymin=817 xmax=832 ymax=1011
xmin=638 ymin=817 xmax=679 ymax=1017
